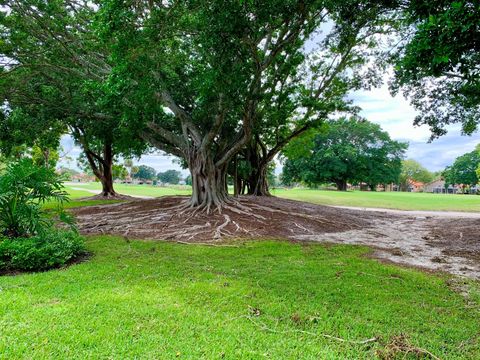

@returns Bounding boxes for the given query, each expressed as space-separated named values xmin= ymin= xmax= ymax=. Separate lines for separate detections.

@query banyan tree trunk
xmin=189 ymin=149 xmax=229 ymax=211
xmin=248 ymin=163 xmax=271 ymax=196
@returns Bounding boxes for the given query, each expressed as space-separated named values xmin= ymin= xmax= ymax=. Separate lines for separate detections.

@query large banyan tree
xmin=99 ymin=0 xmax=400 ymax=210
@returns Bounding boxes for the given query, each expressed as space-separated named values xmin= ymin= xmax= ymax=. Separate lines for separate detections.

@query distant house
xmin=424 ymin=179 xmax=446 ymax=193
xmin=71 ymin=173 xmax=96 ymax=183
xmin=407 ymin=179 xmax=424 ymax=192
xmin=122 ymin=175 xmax=133 ymax=184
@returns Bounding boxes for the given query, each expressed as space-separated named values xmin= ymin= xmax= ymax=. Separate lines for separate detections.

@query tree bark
xmin=335 ymin=180 xmax=347 ymax=191
xmin=99 ymin=161 xmax=116 ymax=197
xmin=188 ymin=148 xmax=229 ymax=211
xmin=233 ymin=154 xmax=239 ymax=197
xmin=84 ymin=141 xmax=117 ymax=198
xmin=248 ymin=162 xmax=271 ymax=196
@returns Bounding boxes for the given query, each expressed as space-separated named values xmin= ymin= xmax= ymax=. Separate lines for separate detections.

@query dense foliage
xmin=282 ymin=118 xmax=406 ymax=190
xmin=398 ymin=159 xmax=434 ymax=191
xmin=0 ymin=1 xmax=146 ymax=197
xmin=112 ymin=164 xmax=128 ymax=181
xmin=392 ymin=0 xmax=480 ymax=137
xmin=157 ymin=170 xmax=182 ymax=185
xmin=133 ymin=165 xmax=157 ymax=181
xmin=0 ymin=159 xmax=84 ymax=272
xmin=443 ymin=147 xmax=480 ymax=188
xmin=92 ymin=0 xmax=401 ymax=206
xmin=0 ymin=159 xmax=70 ymax=238
xmin=0 ymin=229 xmax=84 ymax=272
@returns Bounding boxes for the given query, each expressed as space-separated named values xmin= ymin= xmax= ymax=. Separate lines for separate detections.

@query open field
xmin=65 ymin=182 xmax=191 ymax=198
xmin=272 ymin=188 xmax=480 ymax=212
xmin=63 ymin=183 xmax=480 ymax=212
xmin=0 ymin=236 xmax=478 ymax=359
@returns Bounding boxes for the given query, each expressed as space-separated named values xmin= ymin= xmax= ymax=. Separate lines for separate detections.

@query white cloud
xmin=350 ymin=85 xmax=480 ymax=171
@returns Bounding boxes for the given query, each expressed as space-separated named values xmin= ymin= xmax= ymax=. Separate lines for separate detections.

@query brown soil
xmin=72 ymin=196 xmax=379 ymax=241
xmin=428 ymin=218 xmax=480 ymax=261
xmin=86 ymin=193 xmax=136 ymax=201
xmin=71 ymin=196 xmax=480 ymax=280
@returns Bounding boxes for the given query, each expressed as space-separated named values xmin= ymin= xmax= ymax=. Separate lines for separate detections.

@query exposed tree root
xmin=230 ymin=315 xmax=379 ymax=345
xmin=86 ymin=193 xmax=135 ymax=201
xmin=72 ymin=195 xmax=374 ymax=242
xmin=376 ymin=334 xmax=442 ymax=360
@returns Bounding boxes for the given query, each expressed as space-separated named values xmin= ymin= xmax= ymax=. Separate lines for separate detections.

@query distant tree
xmin=476 ymin=145 xmax=480 ymax=180
xmin=31 ymin=145 xmax=60 ymax=169
xmin=0 ymin=109 xmax=64 ymax=168
xmin=112 ymin=165 xmax=128 ymax=181
xmin=133 ymin=165 xmax=157 ymax=181
xmin=57 ymin=167 xmax=80 ymax=181
xmin=443 ymin=150 xmax=480 ymax=189
xmin=185 ymin=175 xmax=192 ymax=186
xmin=157 ymin=170 xmax=181 ymax=185
xmin=124 ymin=159 xmax=134 ymax=177
xmin=282 ymin=118 xmax=407 ymax=191
xmin=392 ymin=0 xmax=480 ymax=138
xmin=398 ymin=159 xmax=434 ymax=191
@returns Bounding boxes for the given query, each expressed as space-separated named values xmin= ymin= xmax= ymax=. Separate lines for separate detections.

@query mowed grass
xmin=272 ymin=188 xmax=480 ymax=212
xmin=64 ymin=183 xmax=480 ymax=212
xmin=65 ymin=182 xmax=191 ymax=198
xmin=43 ymin=188 xmax=121 ymax=210
xmin=0 ymin=237 xmax=478 ymax=359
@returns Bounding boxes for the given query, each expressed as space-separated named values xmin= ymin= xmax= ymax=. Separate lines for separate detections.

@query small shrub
xmin=0 ymin=158 xmax=70 ymax=238
xmin=0 ymin=229 xmax=85 ymax=272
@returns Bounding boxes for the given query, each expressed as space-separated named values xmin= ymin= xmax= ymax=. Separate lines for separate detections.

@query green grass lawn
xmin=0 ymin=237 xmax=478 ymax=359
xmin=64 ymin=182 xmax=480 ymax=212
xmin=66 ymin=182 xmax=191 ymax=198
xmin=272 ymin=188 xmax=480 ymax=212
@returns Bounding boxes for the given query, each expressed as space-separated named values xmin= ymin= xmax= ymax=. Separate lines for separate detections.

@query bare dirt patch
xmin=71 ymin=196 xmax=480 ymax=280
xmin=72 ymin=196 xmax=376 ymax=241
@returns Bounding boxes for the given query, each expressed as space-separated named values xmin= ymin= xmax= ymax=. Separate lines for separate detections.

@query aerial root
xmin=231 ymin=315 xmax=379 ymax=345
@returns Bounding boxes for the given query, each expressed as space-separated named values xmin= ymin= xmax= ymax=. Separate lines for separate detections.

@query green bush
xmin=0 ymin=229 xmax=85 ymax=272
xmin=0 ymin=158 xmax=70 ymax=238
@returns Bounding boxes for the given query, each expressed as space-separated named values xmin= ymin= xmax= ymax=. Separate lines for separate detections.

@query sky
xmin=350 ymin=85 xmax=480 ymax=172
xmin=59 ymin=82 xmax=480 ymax=176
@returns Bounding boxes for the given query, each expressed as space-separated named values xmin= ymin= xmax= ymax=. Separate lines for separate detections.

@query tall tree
xmin=282 ymin=118 xmax=407 ymax=190
xmin=392 ymin=0 xmax=480 ymax=138
xmin=133 ymin=165 xmax=157 ymax=182
xmin=99 ymin=0 xmax=400 ymax=210
xmin=398 ymin=159 xmax=434 ymax=191
xmin=443 ymin=149 xmax=480 ymax=189
xmin=157 ymin=170 xmax=181 ymax=185
xmin=0 ymin=0 xmax=145 ymax=197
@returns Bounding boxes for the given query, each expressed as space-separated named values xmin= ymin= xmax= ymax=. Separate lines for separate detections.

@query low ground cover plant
xmin=0 ymin=159 xmax=85 ymax=272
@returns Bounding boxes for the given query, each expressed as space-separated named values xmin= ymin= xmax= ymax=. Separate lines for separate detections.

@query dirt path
xmin=332 ymin=205 xmax=480 ymax=219
xmin=297 ymin=216 xmax=479 ymax=279
xmin=72 ymin=196 xmax=480 ymax=280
